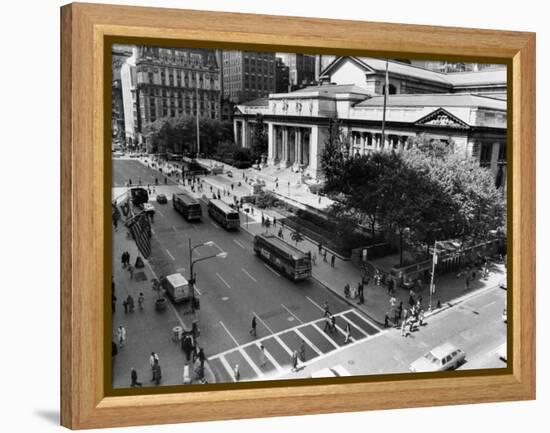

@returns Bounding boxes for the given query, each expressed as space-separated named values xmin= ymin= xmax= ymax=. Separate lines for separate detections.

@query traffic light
xmin=193 ymin=297 xmax=200 ymax=310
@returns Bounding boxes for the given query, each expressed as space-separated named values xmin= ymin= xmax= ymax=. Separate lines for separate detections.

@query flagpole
xmin=196 ymin=71 xmax=200 ymax=158
xmin=380 ymin=59 xmax=389 ymax=150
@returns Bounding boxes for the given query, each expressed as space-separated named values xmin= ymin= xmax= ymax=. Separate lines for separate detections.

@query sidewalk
xmin=111 ymin=195 xmax=216 ymax=386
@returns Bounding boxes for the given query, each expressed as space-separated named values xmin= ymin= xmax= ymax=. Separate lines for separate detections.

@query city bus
xmin=253 ymin=234 xmax=312 ymax=281
xmin=208 ymin=199 xmax=240 ymax=230
xmin=172 ymin=192 xmax=202 ymax=221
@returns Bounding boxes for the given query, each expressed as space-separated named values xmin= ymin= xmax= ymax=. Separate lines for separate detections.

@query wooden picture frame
xmin=60 ymin=2 xmax=535 ymax=429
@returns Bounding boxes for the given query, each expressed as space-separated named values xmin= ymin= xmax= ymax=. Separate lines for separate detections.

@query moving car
xmin=409 ymin=342 xmax=466 ymax=372
xmin=156 ymin=193 xmax=167 ymax=204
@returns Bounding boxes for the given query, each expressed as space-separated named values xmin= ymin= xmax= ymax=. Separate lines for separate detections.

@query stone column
xmin=296 ymin=128 xmax=303 ymax=166
xmin=282 ymin=127 xmax=289 ymax=167
xmin=267 ymin=123 xmax=275 ymax=164
xmin=241 ymin=121 xmax=248 ymax=148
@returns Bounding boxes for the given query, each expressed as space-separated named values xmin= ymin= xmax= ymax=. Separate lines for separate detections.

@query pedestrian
xmin=318 ymin=242 xmax=322 ymax=254
xmin=323 ymin=249 xmax=327 ymax=262
xmin=418 ymin=309 xmax=425 ymax=327
xmin=331 ymin=254 xmax=336 ymax=268
xmin=312 ymin=251 xmax=317 ymax=265
xmin=291 ymin=350 xmax=299 ymax=372
xmin=112 ymin=293 xmax=117 ymax=313
xmin=401 ymin=319 xmax=408 ymax=337
xmin=121 ymin=252 xmax=126 ymax=268
xmin=117 ymin=325 xmax=126 ymax=347
xmin=261 ymin=215 xmax=265 ymax=226
xmin=330 ymin=315 xmax=336 ymax=333
xmin=394 ymin=308 xmax=400 ymax=326
xmin=389 ymin=295 xmax=397 ymax=308
xmin=127 ymin=264 xmax=134 ymax=280
xmin=384 ymin=313 xmax=390 ymax=328
xmin=250 ymin=316 xmax=257 ymax=338
xmin=398 ymin=301 xmax=403 ymax=318
xmin=357 ymin=282 xmax=363 ymax=299
xmin=126 ymin=294 xmax=135 ymax=312
xmin=149 ymin=352 xmax=159 ymax=373
xmin=465 ymin=276 xmax=471 ymax=291
xmin=344 ymin=323 xmax=352 ymax=344
xmin=233 ymin=364 xmax=240 ymax=382
xmin=278 ymin=228 xmax=283 ymax=238
xmin=198 ymin=347 xmax=206 ymax=375
xmin=152 ymin=359 xmax=162 ymax=385
xmin=344 ymin=283 xmax=350 ymax=298
xmin=138 ymin=292 xmax=144 ymax=310
xmin=122 ymin=299 xmax=128 ymax=314
xmin=130 ymin=368 xmax=142 ymax=387
xmin=259 ymin=344 xmax=267 ymax=367
xmin=299 ymin=340 xmax=306 ymax=362
xmin=323 ymin=315 xmax=332 ymax=332
xmin=387 ymin=278 xmax=394 ymax=295
xmin=323 ymin=300 xmax=330 ymax=317
xmin=357 ymin=292 xmax=365 ymax=305
xmin=273 ymin=217 xmax=277 ymax=227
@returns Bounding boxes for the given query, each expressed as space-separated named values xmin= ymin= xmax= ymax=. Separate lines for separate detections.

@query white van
xmin=162 ymin=273 xmax=190 ymax=303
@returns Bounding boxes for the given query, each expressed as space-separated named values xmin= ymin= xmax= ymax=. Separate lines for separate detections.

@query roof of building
xmin=444 ymin=69 xmax=507 ymax=87
xmin=321 ymin=56 xmax=506 ymax=89
xmin=240 ymin=97 xmax=269 ymax=107
xmin=355 ymin=93 xmax=506 ymax=110
xmin=292 ymin=83 xmax=371 ymax=95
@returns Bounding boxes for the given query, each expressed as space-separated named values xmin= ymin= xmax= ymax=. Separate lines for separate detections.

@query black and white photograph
xmin=110 ymin=45 xmax=508 ymax=389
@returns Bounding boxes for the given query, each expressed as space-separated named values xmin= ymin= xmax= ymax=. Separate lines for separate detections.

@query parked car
xmin=409 ymin=343 xmax=466 ymax=372
xmin=156 ymin=193 xmax=167 ymax=204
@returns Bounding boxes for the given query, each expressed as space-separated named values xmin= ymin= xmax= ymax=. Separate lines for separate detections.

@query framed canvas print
xmin=60 ymin=2 xmax=536 ymax=429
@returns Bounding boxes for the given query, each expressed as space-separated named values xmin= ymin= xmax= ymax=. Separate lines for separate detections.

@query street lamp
xmin=429 ymin=241 xmax=443 ymax=312
xmin=188 ymin=239 xmax=227 ymax=313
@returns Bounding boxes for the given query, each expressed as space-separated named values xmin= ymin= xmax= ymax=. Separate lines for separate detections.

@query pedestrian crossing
xmin=208 ymin=308 xmax=381 ymax=382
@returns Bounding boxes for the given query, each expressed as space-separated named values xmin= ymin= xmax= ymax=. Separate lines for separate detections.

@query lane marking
xmin=340 ymin=315 xmax=369 ymax=337
xmin=157 ymin=210 xmax=165 ymax=218
xmin=256 ymin=342 xmax=283 ymax=372
xmin=191 ymin=224 xmax=198 ymax=231
xmin=193 ymin=283 xmax=202 ymax=296
xmin=306 ymin=296 xmax=324 ymax=312
xmin=239 ymin=348 xmax=265 ymax=378
xmin=274 ymin=335 xmax=294 ymax=356
xmin=219 ymin=321 xmax=239 ymax=347
xmin=281 ymin=304 xmax=303 ymax=324
xmin=172 ymin=226 xmax=177 ymax=232
xmin=312 ymin=322 xmax=339 ymax=349
xmin=211 ymin=221 xmax=220 ymax=229
xmin=242 ymin=268 xmax=257 ymax=282
xmin=165 ymin=249 xmax=175 ymax=261
xmin=233 ymin=239 xmax=246 ymax=249
xmin=212 ymin=241 xmax=225 ymax=254
xmin=219 ymin=355 xmax=237 ymax=382
xmin=263 ymin=263 xmax=281 ymax=277
xmin=294 ymin=329 xmax=322 ymax=356
xmin=252 ymin=311 xmax=274 ymax=335
xmin=216 ymin=272 xmax=231 ymax=288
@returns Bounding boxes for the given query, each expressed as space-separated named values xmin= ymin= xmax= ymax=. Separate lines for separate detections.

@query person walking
xmin=149 ymin=352 xmax=159 ymax=377
xmin=152 ymin=359 xmax=162 ymax=385
xmin=249 ymin=316 xmax=257 ymax=338
xmin=318 ymin=241 xmax=322 ymax=255
xmin=273 ymin=217 xmax=277 ymax=227
xmin=344 ymin=323 xmax=352 ymax=344
xmin=121 ymin=252 xmax=127 ymax=268
xmin=330 ymin=315 xmax=336 ymax=333
xmin=311 ymin=251 xmax=317 ymax=265
xmin=323 ymin=315 xmax=332 ymax=333
xmin=344 ymin=283 xmax=350 ymax=298
xmin=117 ymin=325 xmax=126 ymax=347
xmin=465 ymin=275 xmax=471 ymax=291
xmin=130 ymin=368 xmax=142 ymax=387
xmin=384 ymin=313 xmax=390 ymax=329
xmin=112 ymin=293 xmax=117 ymax=313
xmin=331 ymin=254 xmax=336 ymax=268
xmin=233 ymin=364 xmax=240 ymax=382
xmin=127 ymin=263 xmax=134 ymax=280
xmin=299 ymin=340 xmax=306 ymax=362
xmin=138 ymin=292 xmax=145 ymax=310
xmin=197 ymin=347 xmax=206 ymax=377
xmin=323 ymin=249 xmax=327 ymax=262
xmin=259 ymin=344 xmax=267 ymax=368
xmin=182 ymin=335 xmax=193 ymax=362
xmin=401 ymin=318 xmax=408 ymax=337
xmin=291 ymin=350 xmax=299 ymax=372
xmin=126 ymin=294 xmax=135 ymax=312
xmin=323 ymin=301 xmax=330 ymax=317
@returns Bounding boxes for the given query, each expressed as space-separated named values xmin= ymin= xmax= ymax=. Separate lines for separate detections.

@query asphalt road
xmin=112 ymin=159 xmax=378 ymax=385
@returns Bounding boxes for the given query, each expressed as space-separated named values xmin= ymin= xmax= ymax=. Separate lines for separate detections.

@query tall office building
xmin=222 ymin=51 xmax=276 ymax=104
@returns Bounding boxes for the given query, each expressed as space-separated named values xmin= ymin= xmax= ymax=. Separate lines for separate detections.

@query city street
xmin=112 ymin=158 xmax=507 ymax=387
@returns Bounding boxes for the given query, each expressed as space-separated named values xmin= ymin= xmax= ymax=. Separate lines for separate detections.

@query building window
xmin=480 ymin=143 xmax=493 ymax=167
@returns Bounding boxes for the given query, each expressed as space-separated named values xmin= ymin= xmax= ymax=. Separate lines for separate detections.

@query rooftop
xmin=355 ymin=93 xmax=506 ymax=110
xmin=240 ymin=97 xmax=269 ymax=107
xmin=292 ymin=83 xmax=371 ymax=95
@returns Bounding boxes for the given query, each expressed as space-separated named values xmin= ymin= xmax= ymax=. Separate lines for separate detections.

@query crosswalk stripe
xmin=256 ymin=342 xmax=283 ymax=372
xmin=219 ymin=356 xmax=237 ymax=382
xmin=239 ymin=348 xmax=264 ymax=378
xmin=294 ymin=329 xmax=322 ymax=356
xmin=274 ymin=335 xmax=293 ymax=357
xmin=340 ymin=315 xmax=369 ymax=337
xmin=312 ymin=323 xmax=339 ymax=349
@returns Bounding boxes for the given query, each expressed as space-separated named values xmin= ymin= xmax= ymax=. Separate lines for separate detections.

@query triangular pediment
xmin=320 ymin=56 xmax=376 ymax=79
xmin=415 ymin=108 xmax=470 ymax=129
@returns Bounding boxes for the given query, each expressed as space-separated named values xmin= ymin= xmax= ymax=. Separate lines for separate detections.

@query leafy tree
xmin=250 ymin=114 xmax=268 ymax=162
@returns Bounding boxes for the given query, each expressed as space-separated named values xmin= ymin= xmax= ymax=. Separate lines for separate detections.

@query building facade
xmin=120 ymin=46 xmax=221 ymax=148
xmin=279 ymin=53 xmax=316 ymax=89
xmin=222 ymin=51 xmax=276 ymax=104
xmin=234 ymin=57 xmax=507 ymax=189
xmin=275 ymin=57 xmax=290 ymax=93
